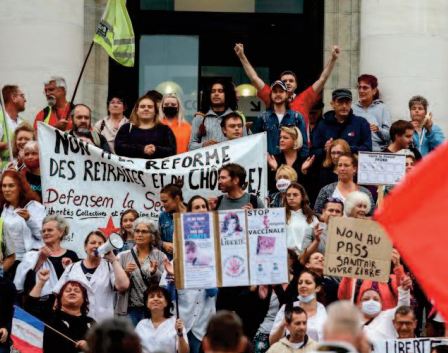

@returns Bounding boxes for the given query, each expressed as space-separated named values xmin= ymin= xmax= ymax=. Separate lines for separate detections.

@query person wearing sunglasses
xmin=352 ymin=74 xmax=392 ymax=152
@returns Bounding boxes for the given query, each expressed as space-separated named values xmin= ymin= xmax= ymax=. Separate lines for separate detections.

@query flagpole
xmin=69 ymin=40 xmax=95 ymax=107
xmin=44 ymin=322 xmax=78 ymax=345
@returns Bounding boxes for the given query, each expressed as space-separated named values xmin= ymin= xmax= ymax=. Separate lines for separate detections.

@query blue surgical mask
xmin=361 ymin=299 xmax=382 ymax=316
xmin=298 ymin=293 xmax=315 ymax=303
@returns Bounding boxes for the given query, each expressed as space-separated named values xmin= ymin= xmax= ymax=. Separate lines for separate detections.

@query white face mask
xmin=298 ymin=293 xmax=315 ymax=303
xmin=276 ymin=178 xmax=291 ymax=192
xmin=361 ymin=299 xmax=382 ymax=316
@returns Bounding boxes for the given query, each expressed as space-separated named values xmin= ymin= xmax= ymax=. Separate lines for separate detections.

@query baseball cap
xmin=332 ymin=89 xmax=352 ymax=101
xmin=270 ymin=80 xmax=287 ymax=91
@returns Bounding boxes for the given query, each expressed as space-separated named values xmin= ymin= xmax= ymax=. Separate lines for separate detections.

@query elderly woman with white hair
xmin=14 ymin=215 xmax=79 ymax=308
xmin=116 ymin=217 xmax=167 ymax=326
xmin=22 ymin=140 xmax=42 ymax=198
xmin=343 ymin=191 xmax=372 ymax=219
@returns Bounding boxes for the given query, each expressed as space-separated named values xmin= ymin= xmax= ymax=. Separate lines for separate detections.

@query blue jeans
xmin=187 ymin=331 xmax=202 ymax=353
xmin=127 ymin=307 xmax=146 ymax=327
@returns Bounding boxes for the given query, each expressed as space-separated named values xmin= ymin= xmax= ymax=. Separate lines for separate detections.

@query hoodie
xmin=352 ymin=99 xmax=391 ymax=151
xmin=311 ymin=110 xmax=372 ymax=159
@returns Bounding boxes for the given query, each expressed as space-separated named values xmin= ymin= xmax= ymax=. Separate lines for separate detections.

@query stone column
xmin=360 ymin=0 xmax=448 ymax=132
xmin=323 ymin=0 xmax=361 ymax=110
xmin=0 ymin=0 xmax=85 ymax=122
xmin=82 ymin=0 xmax=109 ymax=122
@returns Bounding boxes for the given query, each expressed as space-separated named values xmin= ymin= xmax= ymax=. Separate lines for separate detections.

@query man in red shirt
xmin=34 ymin=76 xmax=72 ymax=131
xmin=234 ymin=43 xmax=340 ymax=127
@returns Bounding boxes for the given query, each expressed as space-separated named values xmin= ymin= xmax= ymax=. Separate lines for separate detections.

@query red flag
xmin=374 ymin=142 xmax=448 ymax=321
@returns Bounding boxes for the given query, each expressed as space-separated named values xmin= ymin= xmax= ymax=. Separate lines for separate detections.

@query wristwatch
xmin=177 ymin=332 xmax=184 ymax=337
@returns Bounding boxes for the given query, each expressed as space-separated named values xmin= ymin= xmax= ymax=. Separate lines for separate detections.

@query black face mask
xmin=163 ymin=106 xmax=178 ymax=118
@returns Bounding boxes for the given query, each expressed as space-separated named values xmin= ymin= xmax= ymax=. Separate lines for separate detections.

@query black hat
xmin=270 ymin=80 xmax=288 ymax=91
xmin=332 ymin=89 xmax=352 ymax=101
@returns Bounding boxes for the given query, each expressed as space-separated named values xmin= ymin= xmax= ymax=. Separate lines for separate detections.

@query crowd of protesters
xmin=0 ymin=42 xmax=445 ymax=353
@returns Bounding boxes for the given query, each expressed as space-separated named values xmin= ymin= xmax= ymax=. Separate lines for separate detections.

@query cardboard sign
xmin=358 ymin=152 xmax=406 ymax=186
xmin=174 ymin=208 xmax=288 ymax=289
xmin=324 ymin=217 xmax=393 ymax=282
xmin=373 ymin=338 xmax=448 ymax=353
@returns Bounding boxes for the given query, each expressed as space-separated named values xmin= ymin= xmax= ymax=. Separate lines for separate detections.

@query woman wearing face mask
xmin=344 ymin=191 xmax=371 ymax=219
xmin=359 ymin=274 xmax=412 ymax=342
xmin=338 ymin=249 xmax=406 ymax=311
xmin=270 ymin=270 xmax=327 ymax=343
xmin=21 ymin=141 xmax=41 ymax=198
xmin=269 ymin=165 xmax=297 ymax=208
xmin=115 ymin=95 xmax=176 ymax=159
xmin=267 ymin=126 xmax=314 ymax=193
xmin=284 ymin=183 xmax=319 ymax=254
xmin=160 ymin=93 xmax=191 ymax=154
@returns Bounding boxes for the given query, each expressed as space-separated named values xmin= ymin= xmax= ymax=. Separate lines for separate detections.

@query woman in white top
xmin=284 ymin=183 xmax=318 ymax=254
xmin=14 ymin=215 xmax=79 ymax=299
xmin=53 ymin=230 xmax=129 ymax=322
xmin=359 ymin=275 xmax=412 ymax=344
xmin=94 ymin=95 xmax=129 ymax=153
xmin=270 ymin=269 xmax=327 ymax=343
xmin=136 ymin=285 xmax=189 ymax=353
xmin=0 ymin=169 xmax=45 ymax=274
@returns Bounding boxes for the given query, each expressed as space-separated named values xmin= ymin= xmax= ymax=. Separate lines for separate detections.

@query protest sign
xmin=174 ymin=208 xmax=288 ymax=289
xmin=373 ymin=338 xmax=448 ymax=353
xmin=38 ymin=123 xmax=267 ymax=256
xmin=358 ymin=151 xmax=406 ymax=186
xmin=180 ymin=212 xmax=217 ymax=288
xmin=247 ymin=208 xmax=288 ymax=285
xmin=324 ymin=217 xmax=393 ymax=282
xmin=218 ymin=210 xmax=250 ymax=286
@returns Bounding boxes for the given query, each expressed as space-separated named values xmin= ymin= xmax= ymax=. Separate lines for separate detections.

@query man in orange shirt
xmin=234 ymin=44 xmax=340 ymax=129
xmin=34 ymin=76 xmax=72 ymax=131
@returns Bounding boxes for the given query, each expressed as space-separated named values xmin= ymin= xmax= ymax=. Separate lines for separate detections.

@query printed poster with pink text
xmin=246 ymin=208 xmax=288 ymax=285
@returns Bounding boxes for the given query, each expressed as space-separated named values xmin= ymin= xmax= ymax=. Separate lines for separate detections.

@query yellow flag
xmin=93 ymin=0 xmax=135 ymax=67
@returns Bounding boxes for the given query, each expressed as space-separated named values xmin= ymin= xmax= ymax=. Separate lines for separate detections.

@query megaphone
xmin=95 ymin=233 xmax=124 ymax=257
